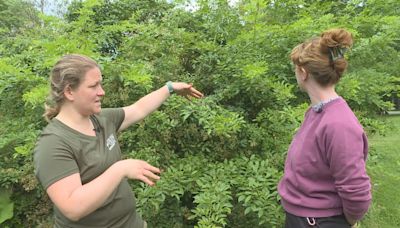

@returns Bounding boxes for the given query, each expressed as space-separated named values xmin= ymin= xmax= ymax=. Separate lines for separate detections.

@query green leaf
xmin=244 ymin=207 xmax=252 ymax=215
xmin=0 ymin=189 xmax=14 ymax=224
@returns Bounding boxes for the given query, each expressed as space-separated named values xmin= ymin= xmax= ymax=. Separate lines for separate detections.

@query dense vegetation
xmin=0 ymin=0 xmax=399 ymax=227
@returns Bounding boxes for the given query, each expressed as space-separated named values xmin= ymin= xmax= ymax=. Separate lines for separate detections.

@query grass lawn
xmin=360 ymin=114 xmax=400 ymax=228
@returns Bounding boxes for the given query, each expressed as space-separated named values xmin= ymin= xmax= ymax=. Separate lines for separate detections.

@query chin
xmin=93 ymin=108 xmax=102 ymax=114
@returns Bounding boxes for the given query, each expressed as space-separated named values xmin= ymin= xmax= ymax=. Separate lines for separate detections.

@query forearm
xmin=328 ymin=124 xmax=371 ymax=224
xmin=341 ymin=197 xmax=371 ymax=224
xmin=120 ymin=82 xmax=202 ymax=131
xmin=65 ymin=162 xmax=125 ymax=220
xmin=120 ymin=85 xmax=170 ymax=130
xmin=335 ymin=167 xmax=371 ymax=223
xmin=131 ymin=85 xmax=170 ymax=117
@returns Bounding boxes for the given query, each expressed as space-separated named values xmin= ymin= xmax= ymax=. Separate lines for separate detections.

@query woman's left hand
xmin=171 ymin=82 xmax=204 ymax=100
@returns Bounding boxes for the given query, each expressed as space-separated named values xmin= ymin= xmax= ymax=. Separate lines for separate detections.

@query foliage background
xmin=0 ymin=0 xmax=399 ymax=227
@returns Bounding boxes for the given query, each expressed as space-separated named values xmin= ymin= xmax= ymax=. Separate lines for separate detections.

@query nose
xmin=98 ymin=85 xmax=105 ymax=96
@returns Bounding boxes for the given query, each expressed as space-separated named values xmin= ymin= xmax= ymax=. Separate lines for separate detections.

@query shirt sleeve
xmin=33 ymin=133 xmax=79 ymax=190
xmin=325 ymin=121 xmax=372 ymax=220
xmin=99 ymin=108 xmax=125 ymax=131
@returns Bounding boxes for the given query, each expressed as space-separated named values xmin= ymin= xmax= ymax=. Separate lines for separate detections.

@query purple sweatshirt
xmin=278 ymin=97 xmax=371 ymax=220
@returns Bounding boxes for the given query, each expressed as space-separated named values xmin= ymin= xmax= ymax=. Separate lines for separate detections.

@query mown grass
xmin=360 ymin=114 xmax=400 ymax=228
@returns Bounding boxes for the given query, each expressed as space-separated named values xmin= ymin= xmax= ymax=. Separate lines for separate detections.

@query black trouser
xmin=285 ymin=211 xmax=351 ymax=228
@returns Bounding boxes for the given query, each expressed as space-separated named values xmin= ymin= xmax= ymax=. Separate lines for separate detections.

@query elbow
xmin=64 ymin=211 xmax=83 ymax=222
xmin=59 ymin=207 xmax=85 ymax=222
xmin=68 ymin=214 xmax=82 ymax=222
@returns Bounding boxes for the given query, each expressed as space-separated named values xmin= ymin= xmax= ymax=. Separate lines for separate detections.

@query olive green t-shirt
xmin=34 ymin=108 xmax=144 ymax=228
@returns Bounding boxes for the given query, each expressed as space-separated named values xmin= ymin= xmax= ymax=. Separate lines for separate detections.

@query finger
xmin=145 ymin=164 xmax=161 ymax=174
xmin=143 ymin=170 xmax=160 ymax=181
xmin=190 ymin=87 xmax=204 ymax=97
xmin=190 ymin=92 xmax=203 ymax=99
xmin=138 ymin=175 xmax=155 ymax=186
xmin=189 ymin=92 xmax=203 ymax=99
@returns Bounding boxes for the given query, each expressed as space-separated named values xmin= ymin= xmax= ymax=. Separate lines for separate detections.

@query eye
xmin=89 ymin=82 xmax=102 ymax=88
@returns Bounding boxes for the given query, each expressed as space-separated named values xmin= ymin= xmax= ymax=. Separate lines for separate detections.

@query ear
xmin=299 ymin=67 xmax=309 ymax=81
xmin=63 ymin=85 xmax=75 ymax=101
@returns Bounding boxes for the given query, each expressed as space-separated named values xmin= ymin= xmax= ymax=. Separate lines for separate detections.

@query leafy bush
xmin=0 ymin=0 xmax=399 ymax=227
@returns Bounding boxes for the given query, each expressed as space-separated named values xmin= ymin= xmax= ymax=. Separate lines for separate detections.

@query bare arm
xmin=46 ymin=159 xmax=160 ymax=221
xmin=119 ymin=82 xmax=203 ymax=131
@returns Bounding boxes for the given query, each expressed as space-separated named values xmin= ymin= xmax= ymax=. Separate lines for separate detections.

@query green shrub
xmin=0 ymin=0 xmax=399 ymax=227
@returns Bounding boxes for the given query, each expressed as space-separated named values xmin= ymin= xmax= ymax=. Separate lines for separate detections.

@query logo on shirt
xmin=106 ymin=134 xmax=116 ymax=151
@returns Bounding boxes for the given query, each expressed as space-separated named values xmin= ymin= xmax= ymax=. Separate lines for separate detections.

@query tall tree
xmin=0 ymin=0 xmax=39 ymax=35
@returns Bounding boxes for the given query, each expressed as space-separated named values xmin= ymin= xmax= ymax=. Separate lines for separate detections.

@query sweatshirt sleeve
xmin=325 ymin=121 xmax=371 ymax=220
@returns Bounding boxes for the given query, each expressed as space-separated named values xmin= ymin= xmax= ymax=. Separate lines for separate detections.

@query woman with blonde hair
xmin=278 ymin=29 xmax=371 ymax=227
xmin=34 ymin=54 xmax=203 ymax=227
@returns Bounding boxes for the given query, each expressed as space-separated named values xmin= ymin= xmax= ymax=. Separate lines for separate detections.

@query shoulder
xmin=93 ymin=108 xmax=125 ymax=130
xmin=98 ymin=108 xmax=124 ymax=119
xmin=37 ymin=121 xmax=69 ymax=145
xmin=34 ymin=132 xmax=73 ymax=159
xmin=315 ymin=100 xmax=365 ymax=139
xmin=34 ymin=121 xmax=79 ymax=157
xmin=325 ymin=99 xmax=362 ymax=126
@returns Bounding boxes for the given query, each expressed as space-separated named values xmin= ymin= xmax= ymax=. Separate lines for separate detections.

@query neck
xmin=56 ymin=104 xmax=94 ymax=135
xmin=305 ymin=82 xmax=338 ymax=106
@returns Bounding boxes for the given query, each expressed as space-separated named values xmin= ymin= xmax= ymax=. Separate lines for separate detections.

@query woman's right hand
xmin=117 ymin=159 xmax=161 ymax=186
xmin=344 ymin=213 xmax=357 ymax=227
